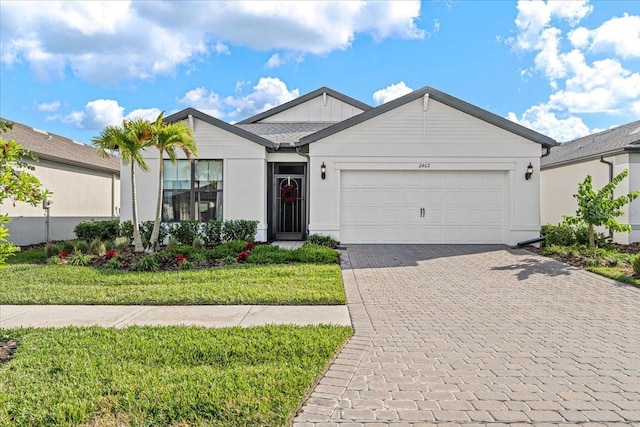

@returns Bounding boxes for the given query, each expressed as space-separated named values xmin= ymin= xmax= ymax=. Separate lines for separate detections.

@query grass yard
xmin=587 ymin=266 xmax=640 ymax=287
xmin=0 ymin=325 xmax=353 ymax=426
xmin=0 ymin=263 xmax=346 ymax=305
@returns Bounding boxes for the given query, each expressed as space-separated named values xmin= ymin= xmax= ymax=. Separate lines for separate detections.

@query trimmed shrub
xmin=44 ymin=243 xmax=60 ymax=258
xmin=202 ymin=220 xmax=223 ymax=247
xmin=209 ymin=240 xmax=247 ymax=260
xmin=62 ymin=241 xmax=75 ymax=254
xmin=75 ymin=241 xmax=90 ymax=254
xmin=221 ymin=220 xmax=258 ymax=242
xmin=170 ymin=221 xmax=201 ymax=246
xmin=139 ymin=221 xmax=170 ymax=247
xmin=247 ymin=245 xmax=295 ymax=264
xmin=293 ymin=244 xmax=339 ymax=264
xmin=119 ymin=220 xmax=133 ymax=240
xmin=305 ymin=234 xmax=339 ymax=248
xmin=631 ymin=254 xmax=640 ymax=276
xmin=74 ymin=220 xmax=120 ymax=242
xmin=541 ymin=224 xmax=576 ymax=246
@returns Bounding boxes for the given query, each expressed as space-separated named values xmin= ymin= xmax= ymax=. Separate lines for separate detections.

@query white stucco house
xmin=0 ymin=119 xmax=120 ymax=246
xmin=541 ymin=120 xmax=640 ymax=244
xmin=122 ymin=86 xmax=556 ymax=245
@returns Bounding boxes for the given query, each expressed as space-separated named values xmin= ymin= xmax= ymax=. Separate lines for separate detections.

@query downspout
xmin=541 ymin=147 xmax=551 ymax=158
xmin=295 ymin=145 xmax=311 ymax=239
xmin=600 ymin=155 xmax=614 ymax=241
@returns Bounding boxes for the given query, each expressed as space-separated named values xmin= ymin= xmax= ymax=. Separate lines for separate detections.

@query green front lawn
xmin=0 ymin=263 xmax=346 ymax=305
xmin=0 ymin=325 xmax=353 ymax=426
xmin=587 ymin=266 xmax=640 ymax=286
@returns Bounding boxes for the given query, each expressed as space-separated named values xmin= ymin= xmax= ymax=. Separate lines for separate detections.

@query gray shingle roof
xmin=235 ymin=122 xmax=336 ymax=146
xmin=541 ymin=120 xmax=640 ymax=168
xmin=237 ymin=87 xmax=372 ymax=124
xmin=298 ymin=86 xmax=558 ymax=148
xmin=0 ymin=118 xmax=120 ymax=173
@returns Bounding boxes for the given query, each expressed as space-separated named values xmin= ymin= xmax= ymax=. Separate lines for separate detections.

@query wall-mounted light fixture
xmin=525 ymin=162 xmax=534 ymax=180
xmin=321 ymin=162 xmax=326 ymax=180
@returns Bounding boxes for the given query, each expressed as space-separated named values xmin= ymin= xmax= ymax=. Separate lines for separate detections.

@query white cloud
xmin=0 ymin=0 xmax=424 ymax=83
xmin=214 ymin=42 xmax=231 ymax=55
xmin=372 ymin=81 xmax=413 ymax=105
xmin=176 ymin=87 xmax=225 ymax=118
xmin=507 ymin=105 xmax=590 ymax=142
xmin=511 ymin=0 xmax=592 ymax=51
xmin=508 ymin=1 xmax=640 ymax=139
xmin=62 ymin=99 xmax=161 ymax=130
xmin=177 ymin=77 xmax=299 ymax=119
xmin=36 ymin=100 xmax=61 ymax=112
xmin=224 ymin=77 xmax=299 ymax=118
xmin=584 ymin=14 xmax=640 ymax=58
xmin=265 ymin=53 xmax=283 ymax=69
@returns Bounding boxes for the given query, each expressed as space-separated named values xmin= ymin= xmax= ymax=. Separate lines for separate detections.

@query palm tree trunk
xmin=131 ymin=163 xmax=144 ymax=252
xmin=150 ymin=152 xmax=164 ymax=250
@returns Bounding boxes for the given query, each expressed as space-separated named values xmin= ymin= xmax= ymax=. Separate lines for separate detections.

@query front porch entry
xmin=269 ymin=163 xmax=307 ymax=240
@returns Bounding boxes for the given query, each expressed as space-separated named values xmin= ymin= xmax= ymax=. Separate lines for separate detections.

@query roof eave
xmin=541 ymin=148 xmax=630 ymax=170
xmin=164 ymin=108 xmax=275 ymax=149
xmin=29 ymin=152 xmax=120 ymax=174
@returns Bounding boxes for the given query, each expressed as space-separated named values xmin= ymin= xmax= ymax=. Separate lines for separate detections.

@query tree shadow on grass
xmin=491 ymin=256 xmax=575 ymax=281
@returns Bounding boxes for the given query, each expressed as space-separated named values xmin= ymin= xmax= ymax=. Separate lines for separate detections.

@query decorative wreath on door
xmin=281 ymin=185 xmax=297 ymax=204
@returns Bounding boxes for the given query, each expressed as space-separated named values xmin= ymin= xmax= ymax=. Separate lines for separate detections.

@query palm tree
xmin=148 ymin=112 xmax=198 ymax=249
xmin=93 ymin=118 xmax=154 ymax=252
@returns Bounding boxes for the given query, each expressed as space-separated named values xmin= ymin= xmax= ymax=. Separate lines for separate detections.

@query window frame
xmin=162 ymin=159 xmax=223 ymax=222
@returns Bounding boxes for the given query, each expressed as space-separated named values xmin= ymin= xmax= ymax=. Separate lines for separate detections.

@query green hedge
xmin=75 ymin=219 xmax=259 ymax=247
xmin=73 ymin=220 xmax=120 ymax=242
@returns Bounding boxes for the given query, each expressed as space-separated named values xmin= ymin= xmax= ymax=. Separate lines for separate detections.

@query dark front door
xmin=273 ymin=174 xmax=305 ymax=240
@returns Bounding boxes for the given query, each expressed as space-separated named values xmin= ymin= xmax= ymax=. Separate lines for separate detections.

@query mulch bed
xmin=91 ymin=251 xmax=223 ymax=271
xmin=524 ymin=245 xmax=640 ymax=278
xmin=0 ymin=340 xmax=18 ymax=365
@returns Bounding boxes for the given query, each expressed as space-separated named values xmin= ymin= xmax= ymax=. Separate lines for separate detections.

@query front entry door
xmin=273 ymin=174 xmax=305 ymax=240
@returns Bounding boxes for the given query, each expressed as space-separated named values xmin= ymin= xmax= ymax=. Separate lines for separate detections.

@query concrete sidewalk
xmin=0 ymin=305 xmax=351 ymax=328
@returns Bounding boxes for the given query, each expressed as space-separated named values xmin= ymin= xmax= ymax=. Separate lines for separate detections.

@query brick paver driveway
xmin=294 ymin=245 xmax=640 ymax=426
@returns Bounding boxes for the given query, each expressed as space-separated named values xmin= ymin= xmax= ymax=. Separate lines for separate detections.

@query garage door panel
xmin=340 ymin=170 xmax=507 ymax=244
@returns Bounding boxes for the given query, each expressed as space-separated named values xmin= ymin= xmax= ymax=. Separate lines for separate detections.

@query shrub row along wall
xmin=74 ymin=220 xmax=259 ymax=247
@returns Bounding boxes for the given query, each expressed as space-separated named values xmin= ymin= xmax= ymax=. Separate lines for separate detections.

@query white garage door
xmin=340 ymin=170 xmax=506 ymax=244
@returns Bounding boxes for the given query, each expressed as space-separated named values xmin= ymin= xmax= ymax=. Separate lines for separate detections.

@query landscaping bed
xmin=525 ymin=243 xmax=640 ymax=286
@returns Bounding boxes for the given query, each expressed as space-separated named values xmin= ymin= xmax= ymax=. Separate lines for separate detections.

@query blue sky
xmin=1 ymin=1 xmax=638 ymax=144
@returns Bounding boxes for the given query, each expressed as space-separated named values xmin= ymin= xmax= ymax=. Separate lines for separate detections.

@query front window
xmin=163 ymin=160 xmax=223 ymax=222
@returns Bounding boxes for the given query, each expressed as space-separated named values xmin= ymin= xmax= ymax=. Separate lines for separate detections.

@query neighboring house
xmin=541 ymin=120 xmax=640 ymax=244
xmin=0 ymin=119 xmax=120 ymax=246
xmin=122 ymin=86 xmax=556 ymax=245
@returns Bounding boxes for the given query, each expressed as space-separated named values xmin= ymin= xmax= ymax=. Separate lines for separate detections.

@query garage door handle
xmin=419 ymin=207 xmax=425 ymax=218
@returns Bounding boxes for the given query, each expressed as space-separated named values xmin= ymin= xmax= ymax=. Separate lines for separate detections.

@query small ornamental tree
xmin=0 ymin=121 xmax=49 ymax=267
xmin=563 ymin=169 xmax=640 ymax=251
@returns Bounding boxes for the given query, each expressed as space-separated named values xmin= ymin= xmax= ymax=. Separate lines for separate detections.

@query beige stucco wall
xmin=2 ymin=158 xmax=119 ymax=245
xmin=540 ymin=153 xmax=638 ymax=244
xmin=308 ymin=96 xmax=544 ymax=245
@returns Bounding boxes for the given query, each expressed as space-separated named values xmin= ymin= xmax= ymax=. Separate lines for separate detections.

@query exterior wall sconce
xmin=321 ymin=162 xmax=326 ymax=180
xmin=525 ymin=162 xmax=534 ymax=180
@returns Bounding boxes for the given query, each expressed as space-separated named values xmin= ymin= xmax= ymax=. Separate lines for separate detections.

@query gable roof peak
xmin=237 ymin=86 xmax=372 ymax=124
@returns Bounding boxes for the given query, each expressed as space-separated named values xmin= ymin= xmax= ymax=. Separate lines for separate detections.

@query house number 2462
xmin=418 ymin=163 xmax=431 ymax=168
